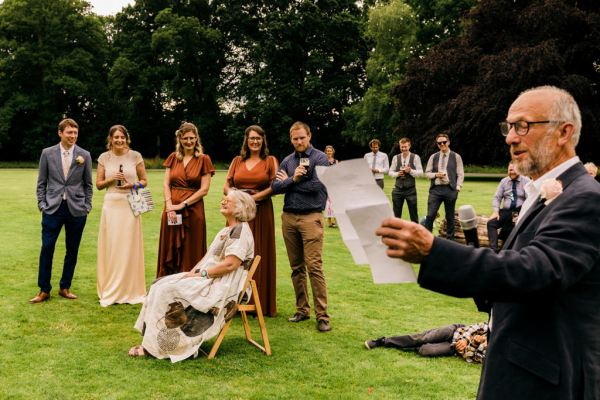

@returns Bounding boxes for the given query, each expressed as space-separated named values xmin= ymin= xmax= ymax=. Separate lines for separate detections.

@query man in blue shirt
xmin=487 ymin=162 xmax=530 ymax=252
xmin=272 ymin=121 xmax=331 ymax=332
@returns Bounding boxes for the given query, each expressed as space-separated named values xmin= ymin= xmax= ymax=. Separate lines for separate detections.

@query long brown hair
xmin=240 ymin=125 xmax=269 ymax=160
xmin=106 ymin=125 xmax=131 ymax=150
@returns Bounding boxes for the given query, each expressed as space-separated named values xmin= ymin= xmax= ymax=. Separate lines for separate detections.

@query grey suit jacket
xmin=418 ymin=162 xmax=600 ymax=400
xmin=36 ymin=144 xmax=93 ymax=217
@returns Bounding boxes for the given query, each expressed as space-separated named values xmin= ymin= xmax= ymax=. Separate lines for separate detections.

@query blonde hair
xmin=228 ymin=189 xmax=256 ymax=222
xmin=175 ymin=122 xmax=203 ymax=160
xmin=289 ymin=121 xmax=311 ymax=136
xmin=584 ymin=162 xmax=598 ymax=177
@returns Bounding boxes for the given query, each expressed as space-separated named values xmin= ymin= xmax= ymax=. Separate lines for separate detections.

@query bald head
xmin=506 ymin=86 xmax=580 ymax=179
xmin=516 ymin=86 xmax=581 ymax=146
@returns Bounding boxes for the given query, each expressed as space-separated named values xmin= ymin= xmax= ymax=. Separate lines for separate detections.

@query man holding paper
xmin=272 ymin=121 xmax=331 ymax=332
xmin=376 ymin=86 xmax=600 ymax=399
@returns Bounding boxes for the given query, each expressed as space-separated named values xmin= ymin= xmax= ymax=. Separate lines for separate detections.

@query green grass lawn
xmin=0 ymin=169 xmax=499 ymax=399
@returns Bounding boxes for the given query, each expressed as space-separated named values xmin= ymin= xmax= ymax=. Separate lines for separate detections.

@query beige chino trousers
xmin=281 ymin=211 xmax=329 ymax=322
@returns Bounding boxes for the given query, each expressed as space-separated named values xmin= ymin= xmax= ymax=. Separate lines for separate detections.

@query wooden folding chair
xmin=207 ymin=255 xmax=271 ymax=359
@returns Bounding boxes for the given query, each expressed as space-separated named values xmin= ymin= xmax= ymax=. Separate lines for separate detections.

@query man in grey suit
xmin=30 ymin=118 xmax=93 ymax=303
xmin=376 ymin=86 xmax=600 ymax=399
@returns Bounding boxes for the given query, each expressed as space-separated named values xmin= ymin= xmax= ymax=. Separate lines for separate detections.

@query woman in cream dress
xmin=128 ymin=189 xmax=255 ymax=362
xmin=96 ymin=125 xmax=148 ymax=306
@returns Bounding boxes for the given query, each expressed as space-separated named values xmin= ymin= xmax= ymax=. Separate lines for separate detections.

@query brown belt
xmin=170 ymin=186 xmax=196 ymax=192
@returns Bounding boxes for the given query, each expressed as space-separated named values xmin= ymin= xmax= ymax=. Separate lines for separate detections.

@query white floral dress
xmin=134 ymin=222 xmax=254 ymax=362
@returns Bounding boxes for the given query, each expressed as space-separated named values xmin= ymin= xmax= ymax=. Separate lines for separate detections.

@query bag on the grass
xmin=127 ymin=183 xmax=154 ymax=216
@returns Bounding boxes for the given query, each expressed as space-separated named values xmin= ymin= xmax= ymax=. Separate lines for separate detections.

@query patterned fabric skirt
xmin=134 ymin=267 xmax=246 ymax=363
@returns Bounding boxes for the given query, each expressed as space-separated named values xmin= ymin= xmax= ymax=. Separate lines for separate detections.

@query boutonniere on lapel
xmin=75 ymin=155 xmax=85 ymax=165
xmin=539 ymin=179 xmax=563 ymax=206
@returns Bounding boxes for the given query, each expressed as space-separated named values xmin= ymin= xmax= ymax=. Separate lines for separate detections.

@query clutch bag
xmin=127 ymin=184 xmax=154 ymax=216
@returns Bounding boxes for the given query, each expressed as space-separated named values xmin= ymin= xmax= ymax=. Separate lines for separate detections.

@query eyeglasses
xmin=436 ymin=141 xmax=448 ymax=145
xmin=247 ymin=137 xmax=263 ymax=142
xmin=499 ymin=120 xmax=562 ymax=137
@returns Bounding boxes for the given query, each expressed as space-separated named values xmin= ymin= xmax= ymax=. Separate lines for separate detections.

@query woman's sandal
xmin=128 ymin=345 xmax=147 ymax=358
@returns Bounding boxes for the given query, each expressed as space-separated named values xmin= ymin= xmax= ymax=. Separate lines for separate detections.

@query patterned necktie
xmin=510 ymin=179 xmax=518 ymax=210
xmin=372 ymin=152 xmax=377 ymax=169
xmin=441 ymin=153 xmax=447 ymax=171
xmin=62 ymin=150 xmax=70 ymax=178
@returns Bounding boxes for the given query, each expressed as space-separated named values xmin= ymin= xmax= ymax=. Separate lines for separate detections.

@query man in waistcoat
xmin=389 ymin=137 xmax=423 ymax=222
xmin=486 ymin=162 xmax=530 ymax=252
xmin=423 ymin=133 xmax=464 ymax=240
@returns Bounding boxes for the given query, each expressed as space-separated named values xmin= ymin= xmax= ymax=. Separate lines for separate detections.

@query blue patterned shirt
xmin=271 ymin=145 xmax=328 ymax=213
xmin=492 ymin=175 xmax=530 ymax=212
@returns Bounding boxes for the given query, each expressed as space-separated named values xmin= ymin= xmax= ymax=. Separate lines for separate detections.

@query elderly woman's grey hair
xmin=228 ymin=189 xmax=256 ymax=222
xmin=584 ymin=162 xmax=598 ymax=177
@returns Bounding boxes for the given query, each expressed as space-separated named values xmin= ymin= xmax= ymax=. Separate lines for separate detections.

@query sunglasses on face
xmin=436 ymin=141 xmax=448 ymax=145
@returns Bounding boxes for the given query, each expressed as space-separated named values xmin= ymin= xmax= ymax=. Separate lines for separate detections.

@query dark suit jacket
xmin=36 ymin=144 xmax=93 ymax=217
xmin=418 ymin=162 xmax=600 ymax=400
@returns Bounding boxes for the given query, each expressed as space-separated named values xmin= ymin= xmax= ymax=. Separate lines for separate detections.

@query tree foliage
xmin=1 ymin=0 xmax=598 ymax=165
xmin=0 ymin=0 xmax=109 ymax=159
xmin=109 ymin=0 xmax=226 ymax=158
xmin=341 ymin=0 xmax=476 ymax=152
xmin=392 ymin=0 xmax=600 ymax=165
xmin=215 ymin=0 xmax=369 ymax=159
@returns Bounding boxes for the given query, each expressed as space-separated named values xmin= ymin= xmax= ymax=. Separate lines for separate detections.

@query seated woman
xmin=128 ymin=189 xmax=256 ymax=362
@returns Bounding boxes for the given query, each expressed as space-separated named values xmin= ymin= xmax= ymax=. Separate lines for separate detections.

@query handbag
xmin=164 ymin=301 xmax=188 ymax=329
xmin=127 ymin=183 xmax=154 ymax=216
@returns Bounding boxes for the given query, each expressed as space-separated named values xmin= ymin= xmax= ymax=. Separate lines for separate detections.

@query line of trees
xmin=0 ymin=0 xmax=598 ymax=164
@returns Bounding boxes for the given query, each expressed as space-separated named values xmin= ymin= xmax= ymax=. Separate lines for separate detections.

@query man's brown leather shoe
xmin=30 ymin=291 xmax=50 ymax=304
xmin=58 ymin=288 xmax=78 ymax=299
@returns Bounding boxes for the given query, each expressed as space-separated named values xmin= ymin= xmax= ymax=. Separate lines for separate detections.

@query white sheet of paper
xmin=167 ymin=214 xmax=182 ymax=226
xmin=346 ymin=204 xmax=416 ymax=283
xmin=317 ymin=159 xmax=416 ymax=283
xmin=333 ymin=212 xmax=368 ymax=264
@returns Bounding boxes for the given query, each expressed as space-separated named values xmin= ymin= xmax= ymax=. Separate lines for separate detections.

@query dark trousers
xmin=383 ymin=324 xmax=464 ymax=357
xmin=424 ymin=185 xmax=458 ymax=239
xmin=38 ymin=201 xmax=87 ymax=293
xmin=487 ymin=209 xmax=518 ymax=251
xmin=391 ymin=186 xmax=418 ymax=223
xmin=375 ymin=178 xmax=384 ymax=189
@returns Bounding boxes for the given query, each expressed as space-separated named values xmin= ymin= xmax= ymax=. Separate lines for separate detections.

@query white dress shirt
xmin=516 ymin=156 xmax=580 ymax=223
xmin=364 ymin=151 xmax=389 ymax=180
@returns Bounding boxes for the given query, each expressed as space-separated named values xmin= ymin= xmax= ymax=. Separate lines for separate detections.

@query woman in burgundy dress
xmin=224 ymin=125 xmax=278 ymax=316
xmin=156 ymin=122 xmax=215 ymax=277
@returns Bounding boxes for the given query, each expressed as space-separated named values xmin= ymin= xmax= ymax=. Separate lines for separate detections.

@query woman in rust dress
xmin=224 ymin=125 xmax=278 ymax=316
xmin=157 ymin=122 xmax=215 ymax=277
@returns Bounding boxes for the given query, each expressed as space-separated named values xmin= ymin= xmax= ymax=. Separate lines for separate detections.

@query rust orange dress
xmin=227 ymin=155 xmax=277 ymax=316
xmin=156 ymin=152 xmax=215 ymax=277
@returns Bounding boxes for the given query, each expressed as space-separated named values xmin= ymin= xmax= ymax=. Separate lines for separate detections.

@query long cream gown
xmin=97 ymin=150 xmax=146 ymax=307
